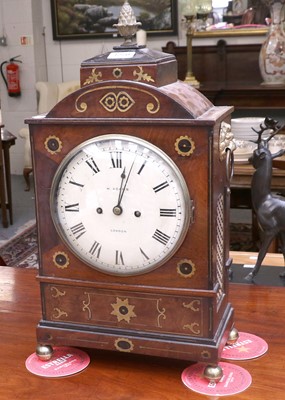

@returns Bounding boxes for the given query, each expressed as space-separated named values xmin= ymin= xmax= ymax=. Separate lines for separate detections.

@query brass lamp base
xmin=184 ymin=73 xmax=200 ymax=88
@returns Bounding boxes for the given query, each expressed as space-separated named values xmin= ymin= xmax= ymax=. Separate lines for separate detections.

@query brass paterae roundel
xmin=44 ymin=135 xmax=63 ymax=155
xmin=52 ymin=251 xmax=69 ymax=269
xmin=175 ymin=136 xmax=195 ymax=157
xmin=177 ymin=259 xmax=196 ymax=278
xmin=114 ymin=338 xmax=134 ymax=352
xmin=113 ymin=68 xmax=123 ymax=79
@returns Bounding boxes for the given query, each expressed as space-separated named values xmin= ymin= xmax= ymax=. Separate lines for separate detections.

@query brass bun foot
xmin=203 ymin=364 xmax=223 ymax=383
xmin=227 ymin=327 xmax=239 ymax=345
xmin=36 ymin=344 xmax=54 ymax=361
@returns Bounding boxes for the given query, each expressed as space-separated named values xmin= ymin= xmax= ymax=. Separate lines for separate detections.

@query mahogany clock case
xmin=28 ymin=76 xmax=234 ymax=364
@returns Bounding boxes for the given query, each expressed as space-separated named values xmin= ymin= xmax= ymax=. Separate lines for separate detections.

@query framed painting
xmin=50 ymin=0 xmax=178 ymax=40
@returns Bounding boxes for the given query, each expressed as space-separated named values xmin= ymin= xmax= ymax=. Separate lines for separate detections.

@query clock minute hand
xmin=118 ymin=161 xmax=135 ymax=205
xmin=117 ymin=167 xmax=126 ymax=204
xmin=113 ymin=160 xmax=135 ymax=215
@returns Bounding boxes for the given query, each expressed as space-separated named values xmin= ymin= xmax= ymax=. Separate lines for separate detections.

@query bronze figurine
xmin=245 ymin=117 xmax=285 ymax=281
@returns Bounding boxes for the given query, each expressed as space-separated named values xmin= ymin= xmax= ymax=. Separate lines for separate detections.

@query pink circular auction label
xmin=222 ymin=331 xmax=268 ymax=361
xmin=182 ymin=362 xmax=252 ymax=397
xmin=25 ymin=347 xmax=90 ymax=378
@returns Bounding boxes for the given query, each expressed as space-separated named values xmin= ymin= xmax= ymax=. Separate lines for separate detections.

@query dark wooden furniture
xmin=162 ymin=41 xmax=285 ymax=111
xmin=0 ymin=127 xmax=16 ymax=227
xmin=162 ymin=41 xmax=285 ymax=251
xmin=232 ymin=162 xmax=285 ymax=190
xmin=273 ymin=158 xmax=285 ymax=170
xmin=1 ymin=256 xmax=285 ymax=399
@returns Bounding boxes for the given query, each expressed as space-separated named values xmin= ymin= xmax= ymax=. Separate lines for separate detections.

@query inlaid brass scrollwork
xmin=156 ymin=299 xmax=166 ymax=328
xmin=50 ymin=286 xmax=66 ymax=298
xmin=183 ymin=322 xmax=201 ymax=335
xmin=83 ymin=68 xmax=103 ymax=85
xmin=75 ymin=85 xmax=160 ymax=115
xmin=133 ymin=66 xmax=154 ymax=83
xmin=82 ymin=292 xmax=92 ymax=320
xmin=183 ymin=299 xmax=201 ymax=312
xmin=100 ymin=91 xmax=135 ymax=113
xmin=52 ymin=308 xmax=68 ymax=319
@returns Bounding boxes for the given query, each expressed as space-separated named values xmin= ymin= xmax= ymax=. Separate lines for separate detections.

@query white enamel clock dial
xmin=50 ymin=134 xmax=192 ymax=276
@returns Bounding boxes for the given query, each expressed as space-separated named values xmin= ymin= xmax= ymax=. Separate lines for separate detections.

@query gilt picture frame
xmin=50 ymin=0 xmax=178 ymax=40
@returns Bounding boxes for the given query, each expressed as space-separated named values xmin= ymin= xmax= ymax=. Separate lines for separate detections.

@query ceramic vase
xmin=259 ymin=0 xmax=285 ymax=85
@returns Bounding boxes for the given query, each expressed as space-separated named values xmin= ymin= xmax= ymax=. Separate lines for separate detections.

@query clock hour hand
xmin=112 ymin=168 xmax=126 ymax=215
xmin=113 ymin=160 xmax=135 ymax=215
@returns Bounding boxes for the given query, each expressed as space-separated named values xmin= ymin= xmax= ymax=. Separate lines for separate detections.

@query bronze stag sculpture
xmin=244 ymin=118 xmax=285 ymax=282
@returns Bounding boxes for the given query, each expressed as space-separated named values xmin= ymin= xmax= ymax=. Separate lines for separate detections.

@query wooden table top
xmin=1 ymin=254 xmax=285 ymax=399
xmin=231 ymin=250 xmax=285 ymax=267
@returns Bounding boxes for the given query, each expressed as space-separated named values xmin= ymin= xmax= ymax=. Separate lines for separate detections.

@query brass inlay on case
xmin=219 ymin=121 xmax=236 ymax=160
xmin=82 ymin=292 xmax=92 ymax=320
xmin=156 ymin=299 xmax=166 ymax=328
xmin=177 ymin=259 xmax=196 ymax=278
xmin=100 ymin=91 xmax=135 ymax=113
xmin=50 ymin=286 xmax=66 ymax=298
xmin=83 ymin=68 xmax=103 ymax=85
xmin=44 ymin=135 xmax=63 ymax=155
xmin=75 ymin=85 xmax=160 ymax=114
xmin=114 ymin=338 xmax=134 ymax=353
xmin=183 ymin=322 xmax=201 ymax=335
xmin=175 ymin=136 xmax=195 ymax=156
xmin=112 ymin=68 xmax=123 ymax=79
xmin=52 ymin=252 xmax=69 ymax=269
xmin=133 ymin=66 xmax=154 ymax=83
xmin=183 ymin=299 xmax=201 ymax=312
xmin=111 ymin=297 xmax=137 ymax=323
xmin=52 ymin=308 xmax=68 ymax=319
xmin=201 ymin=350 xmax=211 ymax=359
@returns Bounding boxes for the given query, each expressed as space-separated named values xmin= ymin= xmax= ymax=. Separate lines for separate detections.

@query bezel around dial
xmin=50 ymin=134 xmax=192 ymax=276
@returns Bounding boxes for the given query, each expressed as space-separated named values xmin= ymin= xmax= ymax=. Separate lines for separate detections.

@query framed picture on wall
xmin=232 ymin=0 xmax=248 ymax=14
xmin=50 ymin=0 xmax=178 ymax=40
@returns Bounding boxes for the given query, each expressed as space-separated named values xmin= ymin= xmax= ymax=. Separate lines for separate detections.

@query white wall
xmin=0 ymin=0 xmax=37 ymax=174
xmin=0 ymin=0 xmax=265 ymax=175
xmin=41 ymin=0 xmax=183 ymax=83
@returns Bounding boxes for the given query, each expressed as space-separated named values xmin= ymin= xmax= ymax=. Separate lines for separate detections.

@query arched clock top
xmin=159 ymin=81 xmax=212 ymax=119
xmin=44 ymin=80 xmax=213 ymax=120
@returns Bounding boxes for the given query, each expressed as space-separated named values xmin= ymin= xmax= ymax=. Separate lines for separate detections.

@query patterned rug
xmin=0 ymin=222 xmax=258 ymax=269
xmin=0 ymin=223 xmax=38 ymax=268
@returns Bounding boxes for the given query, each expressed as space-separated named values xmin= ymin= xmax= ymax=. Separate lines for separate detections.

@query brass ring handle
xmin=226 ymin=148 xmax=234 ymax=182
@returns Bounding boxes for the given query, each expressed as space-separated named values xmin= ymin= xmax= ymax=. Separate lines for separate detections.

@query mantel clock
xmin=27 ymin=3 xmax=237 ymax=380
